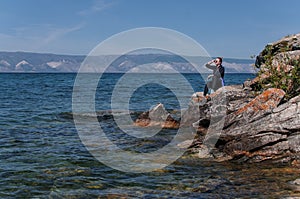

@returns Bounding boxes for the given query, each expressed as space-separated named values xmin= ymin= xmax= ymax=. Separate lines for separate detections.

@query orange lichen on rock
xmin=235 ymin=88 xmax=285 ymax=115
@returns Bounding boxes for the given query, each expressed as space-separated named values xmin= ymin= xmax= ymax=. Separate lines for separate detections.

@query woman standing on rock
xmin=203 ymin=57 xmax=225 ymax=96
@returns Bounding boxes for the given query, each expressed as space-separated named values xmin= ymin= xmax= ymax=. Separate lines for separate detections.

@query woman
xmin=203 ymin=57 xmax=225 ymax=96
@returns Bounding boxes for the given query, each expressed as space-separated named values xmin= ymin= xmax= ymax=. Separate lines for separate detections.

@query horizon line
xmin=0 ymin=50 xmax=254 ymax=60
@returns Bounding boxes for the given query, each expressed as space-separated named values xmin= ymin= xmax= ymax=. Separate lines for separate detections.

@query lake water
xmin=1 ymin=73 xmax=299 ymax=198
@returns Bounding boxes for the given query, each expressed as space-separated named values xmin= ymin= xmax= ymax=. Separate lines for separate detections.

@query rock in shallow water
xmin=133 ymin=103 xmax=179 ymax=129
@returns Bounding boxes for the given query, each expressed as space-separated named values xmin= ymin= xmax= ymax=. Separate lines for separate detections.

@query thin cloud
xmin=42 ymin=23 xmax=85 ymax=45
xmin=0 ymin=23 xmax=85 ymax=53
xmin=0 ymin=33 xmax=14 ymax=39
xmin=78 ymin=0 xmax=115 ymax=16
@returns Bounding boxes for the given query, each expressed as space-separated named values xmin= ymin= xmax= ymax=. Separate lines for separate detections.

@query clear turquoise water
xmin=1 ymin=73 xmax=299 ymax=198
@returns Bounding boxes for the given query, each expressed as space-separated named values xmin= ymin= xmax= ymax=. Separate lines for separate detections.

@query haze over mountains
xmin=0 ymin=51 xmax=256 ymax=73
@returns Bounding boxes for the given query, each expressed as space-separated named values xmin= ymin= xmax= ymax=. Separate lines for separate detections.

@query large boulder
xmin=182 ymin=85 xmax=255 ymax=128
xmin=192 ymin=87 xmax=300 ymax=164
xmin=223 ymin=88 xmax=285 ymax=131
xmin=220 ymin=94 xmax=300 ymax=163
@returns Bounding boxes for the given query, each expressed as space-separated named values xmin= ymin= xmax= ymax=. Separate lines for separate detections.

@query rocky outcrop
xmin=215 ymin=34 xmax=300 ymax=164
xmin=206 ymin=91 xmax=299 ymax=164
xmin=189 ymin=86 xmax=300 ymax=163
xmin=255 ymin=33 xmax=300 ymax=69
xmin=134 ymin=85 xmax=300 ymax=164
xmin=251 ymin=33 xmax=300 ymax=97
xmin=133 ymin=33 xmax=300 ymax=165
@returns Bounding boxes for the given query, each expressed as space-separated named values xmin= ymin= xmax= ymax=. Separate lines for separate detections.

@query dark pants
xmin=203 ymin=84 xmax=208 ymax=96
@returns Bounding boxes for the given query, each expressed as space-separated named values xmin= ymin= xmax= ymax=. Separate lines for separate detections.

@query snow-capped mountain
xmin=0 ymin=51 xmax=255 ymax=73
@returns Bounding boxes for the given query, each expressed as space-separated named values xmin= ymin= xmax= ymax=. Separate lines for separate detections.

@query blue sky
xmin=0 ymin=0 xmax=299 ymax=58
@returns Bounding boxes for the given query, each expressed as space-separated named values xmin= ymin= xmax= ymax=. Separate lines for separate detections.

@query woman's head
xmin=214 ymin=57 xmax=222 ymax=66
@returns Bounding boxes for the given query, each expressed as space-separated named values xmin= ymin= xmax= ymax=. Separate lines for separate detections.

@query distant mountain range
xmin=0 ymin=51 xmax=256 ymax=73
